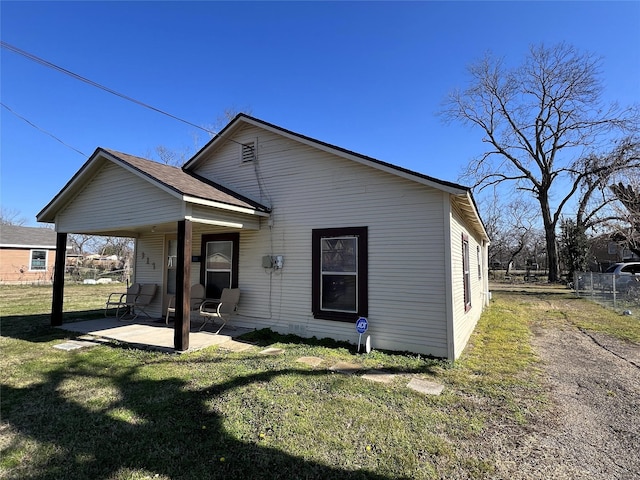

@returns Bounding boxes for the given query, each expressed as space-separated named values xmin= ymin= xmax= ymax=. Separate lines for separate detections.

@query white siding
xmin=132 ymin=233 xmax=165 ymax=318
xmin=449 ymin=204 xmax=485 ymax=359
xmin=56 ymin=162 xmax=183 ymax=233
xmin=191 ymin=126 xmax=451 ymax=357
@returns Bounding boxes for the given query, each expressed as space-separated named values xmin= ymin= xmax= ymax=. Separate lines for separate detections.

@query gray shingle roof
xmin=102 ymin=148 xmax=270 ymax=212
xmin=0 ymin=224 xmax=59 ymax=248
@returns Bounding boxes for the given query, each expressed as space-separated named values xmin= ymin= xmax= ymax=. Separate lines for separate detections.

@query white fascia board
xmin=184 ymin=216 xmax=245 ymax=229
xmin=183 ymin=196 xmax=270 ymax=217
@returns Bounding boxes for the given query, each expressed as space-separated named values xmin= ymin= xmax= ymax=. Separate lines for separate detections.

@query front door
xmin=201 ymin=233 xmax=239 ymax=299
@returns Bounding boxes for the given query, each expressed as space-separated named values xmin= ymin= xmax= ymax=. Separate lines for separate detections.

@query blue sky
xmin=1 ymin=1 xmax=639 ymax=226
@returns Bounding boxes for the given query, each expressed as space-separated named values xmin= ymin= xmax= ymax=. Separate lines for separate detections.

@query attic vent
xmin=241 ymin=141 xmax=256 ymax=163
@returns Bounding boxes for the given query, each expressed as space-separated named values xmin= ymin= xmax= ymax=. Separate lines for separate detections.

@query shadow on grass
xmin=492 ymin=288 xmax=577 ymax=299
xmin=2 ymin=354 xmax=411 ymax=480
xmin=239 ymin=328 xmax=445 ymax=366
xmin=1 ymin=310 xmax=106 ymax=343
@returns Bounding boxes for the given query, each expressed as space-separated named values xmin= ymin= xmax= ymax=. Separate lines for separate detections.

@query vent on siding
xmin=241 ymin=141 xmax=256 ymax=163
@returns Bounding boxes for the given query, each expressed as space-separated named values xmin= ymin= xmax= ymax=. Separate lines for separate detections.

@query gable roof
xmin=185 ymin=114 xmax=467 ymax=193
xmin=185 ymin=114 xmax=489 ymax=241
xmin=37 ymin=148 xmax=270 ymax=223
xmin=0 ymin=224 xmax=62 ymax=249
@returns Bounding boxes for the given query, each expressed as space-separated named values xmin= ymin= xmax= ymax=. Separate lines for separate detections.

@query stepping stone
xmin=407 ymin=378 xmax=444 ymax=396
xmin=259 ymin=347 xmax=285 ymax=356
xmin=54 ymin=340 xmax=97 ymax=351
xmin=329 ymin=361 xmax=362 ymax=375
xmin=221 ymin=340 xmax=255 ymax=352
xmin=296 ymin=356 xmax=324 ymax=367
xmin=361 ymin=370 xmax=397 ymax=384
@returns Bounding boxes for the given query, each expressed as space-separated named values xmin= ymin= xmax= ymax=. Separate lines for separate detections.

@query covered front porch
xmin=37 ymin=148 xmax=271 ymax=352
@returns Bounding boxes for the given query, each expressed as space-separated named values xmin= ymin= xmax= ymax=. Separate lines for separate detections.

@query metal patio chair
xmin=105 ymin=283 xmax=140 ymax=318
xmin=198 ymin=288 xmax=240 ymax=334
xmin=119 ymin=283 xmax=157 ymax=320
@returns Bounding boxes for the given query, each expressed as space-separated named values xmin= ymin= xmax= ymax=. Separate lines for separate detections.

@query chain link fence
xmin=573 ymin=272 xmax=640 ymax=312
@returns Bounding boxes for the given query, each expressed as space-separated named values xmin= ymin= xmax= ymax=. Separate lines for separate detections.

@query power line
xmin=1 ymin=102 xmax=86 ymax=156
xmin=1 ymin=41 xmax=217 ymax=135
xmin=1 ymin=41 xmax=253 ymax=154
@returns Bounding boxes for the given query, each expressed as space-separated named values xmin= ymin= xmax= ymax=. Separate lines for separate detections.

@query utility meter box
xmin=262 ymin=255 xmax=284 ymax=269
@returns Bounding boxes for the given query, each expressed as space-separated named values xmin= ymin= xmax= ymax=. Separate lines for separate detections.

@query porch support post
xmin=51 ymin=232 xmax=67 ymax=326
xmin=174 ymin=219 xmax=192 ymax=351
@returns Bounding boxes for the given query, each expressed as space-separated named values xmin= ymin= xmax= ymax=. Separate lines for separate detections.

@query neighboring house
xmin=37 ymin=114 xmax=490 ymax=360
xmin=0 ymin=224 xmax=66 ymax=284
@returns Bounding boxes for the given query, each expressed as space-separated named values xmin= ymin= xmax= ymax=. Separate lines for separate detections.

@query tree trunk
xmin=539 ymin=194 xmax=560 ymax=282
xmin=545 ymin=227 xmax=560 ymax=282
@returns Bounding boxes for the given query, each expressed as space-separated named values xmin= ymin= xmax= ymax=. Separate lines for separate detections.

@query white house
xmin=37 ymin=114 xmax=490 ymax=360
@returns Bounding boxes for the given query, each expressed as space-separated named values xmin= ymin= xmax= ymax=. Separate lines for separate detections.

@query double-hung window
xmin=462 ymin=234 xmax=471 ymax=311
xmin=312 ymin=227 xmax=368 ymax=322
xmin=30 ymin=249 xmax=47 ymax=271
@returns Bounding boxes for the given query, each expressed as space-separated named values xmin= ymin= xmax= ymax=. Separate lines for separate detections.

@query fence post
xmin=613 ymin=275 xmax=617 ymax=308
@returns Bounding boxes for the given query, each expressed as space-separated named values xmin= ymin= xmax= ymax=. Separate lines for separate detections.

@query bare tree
xmin=606 ymin=139 xmax=640 ymax=255
xmin=151 ymin=145 xmax=192 ymax=166
xmin=148 ymin=107 xmax=254 ymax=166
xmin=442 ymin=43 xmax=639 ymax=282
xmin=0 ymin=207 xmax=27 ymax=226
xmin=488 ymin=196 xmax=542 ymax=275
xmin=68 ymin=234 xmax=97 ymax=255
xmin=572 ymin=136 xmax=640 ymax=230
xmin=204 ymin=105 xmax=253 ymax=137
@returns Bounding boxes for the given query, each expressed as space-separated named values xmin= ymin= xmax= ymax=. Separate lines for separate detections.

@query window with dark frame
xmin=463 ymin=234 xmax=471 ymax=311
xmin=312 ymin=227 xmax=368 ymax=322
xmin=200 ymin=233 xmax=239 ymax=299
xmin=30 ymin=249 xmax=47 ymax=271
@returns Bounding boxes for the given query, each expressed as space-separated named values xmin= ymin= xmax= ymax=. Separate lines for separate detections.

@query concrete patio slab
xmin=56 ymin=318 xmax=252 ymax=353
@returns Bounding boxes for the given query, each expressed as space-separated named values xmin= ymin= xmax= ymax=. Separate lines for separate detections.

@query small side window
xmin=30 ymin=250 xmax=47 ymax=271
xmin=462 ymin=234 xmax=471 ymax=311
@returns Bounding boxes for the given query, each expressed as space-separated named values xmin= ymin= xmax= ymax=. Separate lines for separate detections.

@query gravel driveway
xmin=489 ymin=302 xmax=640 ymax=479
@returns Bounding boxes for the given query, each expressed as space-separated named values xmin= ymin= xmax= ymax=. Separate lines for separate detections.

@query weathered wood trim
xmin=174 ymin=220 xmax=192 ymax=351
xmin=51 ymin=232 xmax=67 ymax=326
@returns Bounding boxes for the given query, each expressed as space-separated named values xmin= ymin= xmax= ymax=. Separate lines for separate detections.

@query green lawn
xmin=1 ymin=283 xmax=637 ymax=479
